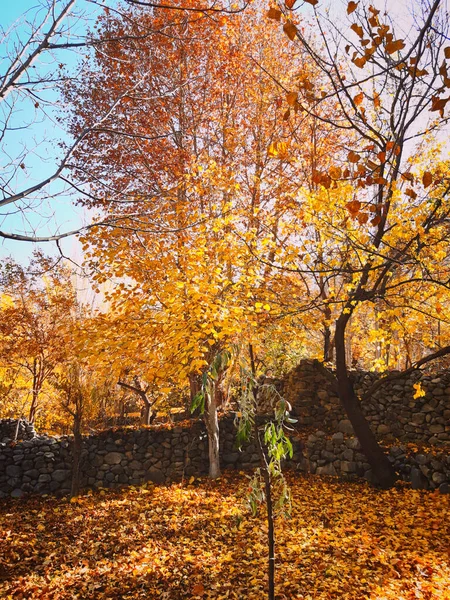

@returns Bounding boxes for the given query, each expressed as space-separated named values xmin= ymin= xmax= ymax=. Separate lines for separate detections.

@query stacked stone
xmin=282 ymin=360 xmax=450 ymax=446
xmin=302 ymin=430 xmax=450 ymax=493
xmin=0 ymin=417 xmax=271 ymax=498
xmin=0 ymin=418 xmax=36 ymax=443
xmin=0 ymin=435 xmax=72 ymax=498
xmin=353 ymin=371 xmax=450 ymax=445
xmin=283 ymin=360 xmax=344 ymax=430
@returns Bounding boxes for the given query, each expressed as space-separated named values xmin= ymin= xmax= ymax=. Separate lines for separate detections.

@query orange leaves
xmin=430 ymin=94 xmax=450 ymax=116
xmin=192 ymin=582 xmax=205 ymax=596
xmin=286 ymin=91 xmax=298 ymax=106
xmin=285 ymin=0 xmax=296 ymax=8
xmin=267 ymin=7 xmax=282 ymax=21
xmin=444 ymin=47 xmax=450 ymax=59
xmin=352 ymin=56 xmax=367 ymax=69
xmin=3 ymin=473 xmax=449 ymax=599
xmin=347 ymin=150 xmax=361 ymax=163
xmin=353 ymin=91 xmax=364 ymax=106
xmin=385 ymin=39 xmax=406 ymax=55
xmin=283 ymin=22 xmax=297 ymax=41
xmin=422 ymin=171 xmax=433 ymax=188
xmin=304 ymin=0 xmax=318 ymax=5
xmin=347 ymin=1 xmax=358 ymax=14
xmin=345 ymin=199 xmax=361 ymax=216
xmin=405 ymin=188 xmax=418 ymax=200
xmin=351 ymin=23 xmax=364 ymax=38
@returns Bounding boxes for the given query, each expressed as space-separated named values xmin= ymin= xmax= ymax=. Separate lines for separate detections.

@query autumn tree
xmin=0 ymin=254 xmax=81 ymax=425
xmin=63 ymin=1 xmax=328 ymax=476
xmin=259 ymin=0 xmax=450 ymax=487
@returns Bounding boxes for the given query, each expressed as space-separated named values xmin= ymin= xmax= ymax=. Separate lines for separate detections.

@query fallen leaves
xmin=0 ymin=473 xmax=449 ymax=599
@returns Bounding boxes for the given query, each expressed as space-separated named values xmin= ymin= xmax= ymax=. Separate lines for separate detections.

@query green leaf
xmin=190 ymin=391 xmax=205 ymax=414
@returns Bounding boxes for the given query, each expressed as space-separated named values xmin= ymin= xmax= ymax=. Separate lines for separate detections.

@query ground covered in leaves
xmin=0 ymin=473 xmax=449 ymax=599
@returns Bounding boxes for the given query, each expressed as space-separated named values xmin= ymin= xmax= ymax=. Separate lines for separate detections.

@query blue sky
xmin=0 ymin=0 xmax=99 ymax=266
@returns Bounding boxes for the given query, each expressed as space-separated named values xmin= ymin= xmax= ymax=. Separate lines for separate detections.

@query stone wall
xmin=0 ymin=417 xmax=303 ymax=499
xmin=283 ymin=360 xmax=450 ymax=446
xmin=0 ymin=418 xmax=36 ymax=443
xmin=1 ymin=361 xmax=450 ymax=499
xmin=1 ymin=415 xmax=449 ymax=498
xmin=302 ymin=430 xmax=449 ymax=494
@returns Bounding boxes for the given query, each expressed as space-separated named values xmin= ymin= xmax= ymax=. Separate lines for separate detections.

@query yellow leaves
xmin=283 ymin=22 xmax=297 ymax=41
xmin=413 ymin=382 xmax=426 ymax=399
xmin=267 ymin=140 xmax=289 ymax=158
xmin=3 ymin=473 xmax=450 ymax=599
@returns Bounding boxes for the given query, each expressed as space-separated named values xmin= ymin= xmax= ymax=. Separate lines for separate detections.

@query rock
xmin=52 ymin=470 xmax=70 ymax=482
xmin=129 ymin=460 xmax=143 ymax=470
xmin=331 ymin=432 xmax=344 ymax=443
xmin=146 ymin=467 xmax=165 ymax=484
xmin=10 ymin=489 xmax=24 ymax=498
xmin=411 ymin=468 xmax=428 ymax=490
xmin=340 ymin=461 xmax=357 ymax=473
xmin=377 ymin=424 xmax=391 ymax=435
xmin=429 ymin=424 xmax=444 ymax=434
xmin=439 ymin=482 xmax=449 ymax=494
xmin=38 ymin=474 xmax=51 ymax=483
xmin=342 ymin=449 xmax=354 ymax=461
xmin=411 ymin=413 xmax=425 ymax=425
xmin=432 ymin=472 xmax=447 ymax=485
xmin=6 ymin=464 xmax=22 ymax=477
xmin=345 ymin=438 xmax=361 ymax=450
xmin=338 ymin=420 xmax=354 ymax=435
xmin=316 ymin=463 xmax=337 ymax=476
xmin=415 ymin=454 xmax=428 ymax=465
xmin=104 ymin=452 xmax=124 ymax=465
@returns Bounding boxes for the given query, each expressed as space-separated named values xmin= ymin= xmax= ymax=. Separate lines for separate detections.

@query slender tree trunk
xmin=71 ymin=413 xmax=82 ymax=498
xmin=250 ymin=345 xmax=275 ymax=600
xmin=13 ymin=416 xmax=22 ymax=442
xmin=255 ymin=426 xmax=275 ymax=600
xmin=334 ymin=318 xmax=396 ymax=488
xmin=29 ymin=358 xmax=39 ymax=423
xmin=204 ymin=391 xmax=221 ymax=479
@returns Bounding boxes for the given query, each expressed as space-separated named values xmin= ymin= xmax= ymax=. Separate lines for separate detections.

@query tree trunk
xmin=29 ymin=358 xmax=39 ymax=423
xmin=335 ymin=317 xmax=397 ymax=488
xmin=255 ymin=426 xmax=275 ymax=600
xmin=204 ymin=390 xmax=221 ymax=479
xmin=142 ymin=399 xmax=156 ymax=425
xmin=71 ymin=413 xmax=82 ymax=498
